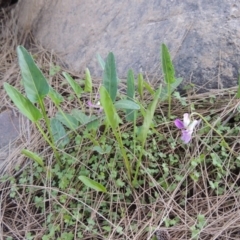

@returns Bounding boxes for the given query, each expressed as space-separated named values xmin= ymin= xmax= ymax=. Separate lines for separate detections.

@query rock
xmin=0 ymin=109 xmax=23 ymax=166
xmin=16 ymin=0 xmax=240 ymax=90
xmin=0 ymin=110 xmax=21 ymax=148
xmin=0 ymin=0 xmax=18 ymax=8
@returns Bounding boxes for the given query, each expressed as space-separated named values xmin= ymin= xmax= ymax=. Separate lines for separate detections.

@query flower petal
xmin=187 ymin=120 xmax=199 ymax=132
xmin=87 ymin=101 xmax=101 ymax=108
xmin=181 ymin=130 xmax=192 ymax=144
xmin=87 ymin=100 xmax=94 ymax=107
xmin=183 ymin=113 xmax=191 ymax=128
xmin=174 ymin=119 xmax=184 ymax=129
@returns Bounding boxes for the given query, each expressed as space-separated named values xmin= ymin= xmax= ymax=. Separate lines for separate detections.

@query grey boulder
xmin=16 ymin=0 xmax=240 ymax=90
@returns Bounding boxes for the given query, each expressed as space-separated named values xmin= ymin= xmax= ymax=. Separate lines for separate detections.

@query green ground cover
xmin=1 ymin=43 xmax=240 ymax=240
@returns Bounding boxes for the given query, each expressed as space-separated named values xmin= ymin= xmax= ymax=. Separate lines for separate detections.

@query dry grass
xmin=1 ymin=6 xmax=240 ymax=240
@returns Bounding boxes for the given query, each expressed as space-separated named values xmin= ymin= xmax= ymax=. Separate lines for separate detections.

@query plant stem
xmin=133 ymin=112 xmax=137 ymax=168
xmin=38 ymin=99 xmax=60 ymax=163
xmin=113 ymin=128 xmax=131 ymax=180
xmin=39 ymin=100 xmax=54 ymax=144
xmin=35 ymin=122 xmax=60 ymax=164
xmin=133 ymin=142 xmax=144 ymax=185
xmin=168 ymin=82 xmax=171 ymax=119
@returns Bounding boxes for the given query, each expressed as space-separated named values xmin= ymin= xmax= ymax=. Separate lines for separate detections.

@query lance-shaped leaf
xmin=48 ymin=86 xmax=64 ymax=106
xmin=84 ymin=68 xmax=92 ymax=93
xmin=17 ymin=46 xmax=49 ymax=103
xmin=143 ymin=80 xmax=155 ymax=95
xmin=4 ymin=83 xmax=42 ymax=122
xmin=127 ymin=69 xmax=135 ymax=99
xmin=161 ymin=43 xmax=175 ymax=84
xmin=21 ymin=149 xmax=44 ymax=167
xmin=138 ymin=88 xmax=161 ymax=144
xmin=100 ymin=86 xmax=120 ymax=130
xmin=62 ymin=72 xmax=83 ymax=97
xmin=115 ymin=99 xmax=139 ymax=110
xmin=97 ymin=53 xmax=105 ymax=70
xmin=79 ymin=176 xmax=107 ymax=193
xmin=103 ymin=52 xmax=118 ymax=102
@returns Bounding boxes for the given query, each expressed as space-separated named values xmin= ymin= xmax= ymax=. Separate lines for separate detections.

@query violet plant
xmin=174 ymin=113 xmax=200 ymax=144
xmin=4 ymin=46 xmax=109 ymax=193
xmin=174 ymin=111 xmax=237 ymax=157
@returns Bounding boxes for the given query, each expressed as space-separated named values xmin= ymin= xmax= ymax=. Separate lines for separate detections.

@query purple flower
xmin=87 ymin=99 xmax=103 ymax=112
xmin=174 ymin=113 xmax=199 ymax=144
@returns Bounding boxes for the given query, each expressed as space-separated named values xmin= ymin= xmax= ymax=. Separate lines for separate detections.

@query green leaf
xmin=138 ymin=88 xmax=161 ymax=144
xmin=21 ymin=149 xmax=44 ymax=167
xmin=237 ymin=70 xmax=240 ymax=98
xmin=55 ymin=111 xmax=79 ymax=130
xmin=100 ymin=86 xmax=120 ymax=130
xmin=209 ymin=180 xmax=216 ymax=190
xmin=62 ymin=72 xmax=83 ymax=97
xmin=159 ymin=77 xmax=183 ymax=101
xmin=138 ymin=73 xmax=144 ymax=99
xmin=71 ymin=109 xmax=100 ymax=130
xmin=127 ymin=69 xmax=135 ymax=99
xmin=197 ymin=214 xmax=206 ymax=229
xmin=4 ymin=83 xmax=42 ymax=122
xmin=220 ymin=139 xmax=229 ymax=148
xmin=103 ymin=52 xmax=118 ymax=102
xmin=71 ymin=109 xmax=90 ymax=124
xmin=173 ymin=91 xmax=187 ymax=106
xmin=114 ymin=99 xmax=140 ymax=110
xmin=17 ymin=46 xmax=49 ymax=103
xmin=84 ymin=68 xmax=92 ymax=92
xmin=49 ymin=64 xmax=61 ymax=76
xmin=71 ymin=109 xmax=97 ymax=125
xmin=126 ymin=69 xmax=136 ymax=121
xmin=97 ymin=53 xmax=105 ymax=70
xmin=191 ymin=226 xmax=200 ymax=240
xmin=116 ymin=226 xmax=123 ymax=234
xmin=50 ymin=118 xmax=70 ymax=148
xmin=102 ymin=226 xmax=111 ymax=232
xmin=78 ymin=176 xmax=107 ymax=193
xmin=48 ymin=86 xmax=64 ymax=106
xmin=161 ymin=43 xmax=175 ymax=84
xmin=143 ymin=80 xmax=155 ymax=95
xmin=86 ymin=118 xmax=100 ymax=130
xmin=92 ymin=146 xmax=111 ymax=154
